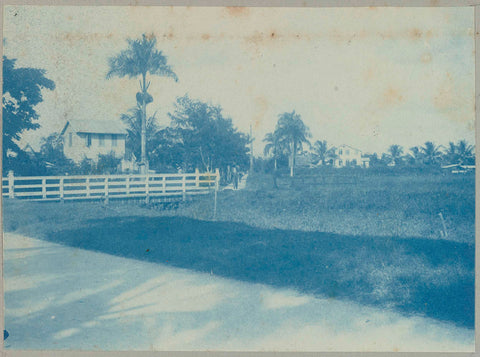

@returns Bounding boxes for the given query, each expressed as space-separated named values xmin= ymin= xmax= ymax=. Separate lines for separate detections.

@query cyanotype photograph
xmin=1 ymin=5 xmax=476 ymax=352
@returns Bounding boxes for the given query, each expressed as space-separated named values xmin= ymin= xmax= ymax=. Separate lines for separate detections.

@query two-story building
xmin=334 ymin=144 xmax=370 ymax=168
xmin=60 ymin=120 xmax=127 ymax=163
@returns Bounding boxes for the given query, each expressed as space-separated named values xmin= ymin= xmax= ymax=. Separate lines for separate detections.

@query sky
xmin=3 ymin=6 xmax=475 ymax=156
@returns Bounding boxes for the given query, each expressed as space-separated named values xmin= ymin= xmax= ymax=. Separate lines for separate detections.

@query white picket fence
xmin=2 ymin=169 xmax=220 ymax=202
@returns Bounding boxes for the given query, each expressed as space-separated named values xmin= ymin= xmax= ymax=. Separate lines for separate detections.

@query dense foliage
xmin=3 ymin=56 xmax=55 ymax=174
xmin=149 ymin=95 xmax=250 ymax=173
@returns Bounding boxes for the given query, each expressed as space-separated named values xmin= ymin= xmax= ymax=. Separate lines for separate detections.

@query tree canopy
xmin=3 ymin=56 xmax=55 ymax=173
xmin=3 ymin=57 xmax=55 ymax=154
xmin=150 ymin=95 xmax=250 ymax=173
xmin=107 ymin=33 xmax=177 ymax=171
xmin=274 ymin=111 xmax=311 ymax=176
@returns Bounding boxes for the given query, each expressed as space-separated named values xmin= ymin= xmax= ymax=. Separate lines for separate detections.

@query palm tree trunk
xmin=140 ymin=73 xmax=147 ymax=174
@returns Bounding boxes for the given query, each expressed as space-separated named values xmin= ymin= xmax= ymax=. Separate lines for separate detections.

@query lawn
xmin=2 ymin=170 xmax=475 ymax=329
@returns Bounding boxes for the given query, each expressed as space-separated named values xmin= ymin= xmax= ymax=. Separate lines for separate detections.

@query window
xmin=111 ymin=134 xmax=117 ymax=147
xmin=99 ymin=134 xmax=105 ymax=147
xmin=86 ymin=134 xmax=92 ymax=147
xmin=68 ymin=133 xmax=72 ymax=147
xmin=346 ymin=150 xmax=350 ymax=155
xmin=339 ymin=149 xmax=343 ymax=155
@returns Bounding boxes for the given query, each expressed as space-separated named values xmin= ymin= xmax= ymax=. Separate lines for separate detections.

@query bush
xmin=94 ymin=153 xmax=121 ymax=175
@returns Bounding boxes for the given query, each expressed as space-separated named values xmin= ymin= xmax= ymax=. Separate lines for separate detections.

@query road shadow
xmin=30 ymin=216 xmax=475 ymax=329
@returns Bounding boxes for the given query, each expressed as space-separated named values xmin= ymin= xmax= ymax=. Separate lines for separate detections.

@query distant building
xmin=60 ymin=120 xmax=127 ymax=163
xmin=441 ymin=163 xmax=475 ymax=174
xmin=334 ymin=144 xmax=370 ymax=168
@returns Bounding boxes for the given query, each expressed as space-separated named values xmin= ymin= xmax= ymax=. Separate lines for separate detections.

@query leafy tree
xmin=120 ymin=105 xmax=160 ymax=160
xmin=95 ymin=153 xmax=122 ymax=174
xmin=3 ymin=56 xmax=55 ymax=173
xmin=367 ymin=153 xmax=381 ymax=168
xmin=407 ymin=146 xmax=423 ymax=167
xmin=387 ymin=144 xmax=404 ymax=166
xmin=39 ymin=133 xmax=76 ymax=175
xmin=312 ymin=140 xmax=337 ymax=166
xmin=444 ymin=142 xmax=457 ymax=165
xmin=156 ymin=95 xmax=249 ymax=173
xmin=275 ymin=111 xmax=311 ymax=177
xmin=421 ymin=141 xmax=443 ymax=166
xmin=455 ymin=140 xmax=475 ymax=165
xmin=444 ymin=140 xmax=474 ymax=165
xmin=77 ymin=157 xmax=95 ymax=175
xmin=107 ymin=33 xmax=177 ymax=172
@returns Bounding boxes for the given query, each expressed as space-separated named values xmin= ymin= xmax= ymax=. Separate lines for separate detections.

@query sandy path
xmin=4 ymin=232 xmax=474 ymax=351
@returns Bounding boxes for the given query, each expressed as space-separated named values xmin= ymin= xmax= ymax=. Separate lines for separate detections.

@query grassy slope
xmin=2 ymin=171 xmax=475 ymax=328
xmin=210 ymin=171 xmax=475 ymax=243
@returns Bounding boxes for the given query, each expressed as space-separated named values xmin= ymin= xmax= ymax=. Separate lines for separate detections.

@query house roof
xmin=61 ymin=120 xmax=127 ymax=136
xmin=338 ymin=144 xmax=363 ymax=153
xmin=442 ymin=164 xmax=475 ymax=169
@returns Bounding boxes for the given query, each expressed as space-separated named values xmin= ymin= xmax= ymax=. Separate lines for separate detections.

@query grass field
xmin=2 ymin=170 xmax=475 ymax=329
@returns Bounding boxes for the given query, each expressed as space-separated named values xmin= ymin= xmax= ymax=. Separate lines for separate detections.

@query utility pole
xmin=250 ymin=124 xmax=254 ymax=173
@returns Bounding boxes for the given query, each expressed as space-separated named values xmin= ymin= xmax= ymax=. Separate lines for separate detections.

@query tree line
xmin=2 ymin=34 xmax=250 ymax=176
xmin=262 ymin=111 xmax=475 ymax=175
xmin=2 ymin=33 xmax=475 ymax=178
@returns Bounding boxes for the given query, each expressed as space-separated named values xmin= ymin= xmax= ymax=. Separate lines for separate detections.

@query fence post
xmin=126 ymin=176 xmax=130 ymax=195
xmin=86 ymin=178 xmax=90 ymax=198
xmin=213 ymin=168 xmax=220 ymax=220
xmin=182 ymin=174 xmax=186 ymax=201
xmin=104 ymin=176 xmax=109 ymax=204
xmin=60 ymin=178 xmax=64 ymax=201
xmin=42 ymin=178 xmax=47 ymax=199
xmin=145 ymin=174 xmax=150 ymax=204
xmin=195 ymin=168 xmax=200 ymax=188
xmin=162 ymin=176 xmax=166 ymax=194
xmin=8 ymin=170 xmax=14 ymax=198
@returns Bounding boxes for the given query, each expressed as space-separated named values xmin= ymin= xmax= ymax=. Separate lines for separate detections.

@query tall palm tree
xmin=456 ymin=140 xmax=474 ymax=164
xmin=312 ymin=140 xmax=337 ymax=166
xmin=263 ymin=131 xmax=282 ymax=170
xmin=120 ymin=105 xmax=160 ymax=161
xmin=421 ymin=141 xmax=443 ymax=166
xmin=408 ymin=146 xmax=423 ymax=166
xmin=107 ymin=33 xmax=178 ymax=172
xmin=387 ymin=144 xmax=404 ymax=166
xmin=275 ymin=111 xmax=311 ymax=177
xmin=445 ymin=142 xmax=457 ymax=164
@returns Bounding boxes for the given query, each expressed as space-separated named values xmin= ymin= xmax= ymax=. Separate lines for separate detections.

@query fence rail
xmin=2 ymin=169 xmax=220 ymax=202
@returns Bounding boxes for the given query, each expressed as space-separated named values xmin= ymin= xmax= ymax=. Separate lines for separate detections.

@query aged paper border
xmin=0 ymin=0 xmax=478 ymax=356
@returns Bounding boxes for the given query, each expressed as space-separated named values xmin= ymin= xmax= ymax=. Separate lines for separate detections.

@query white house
xmin=334 ymin=144 xmax=370 ymax=168
xmin=60 ymin=120 xmax=127 ymax=163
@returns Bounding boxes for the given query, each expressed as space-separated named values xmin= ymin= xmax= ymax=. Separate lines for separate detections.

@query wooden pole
xmin=42 ymin=178 xmax=47 ymax=199
xmin=60 ymin=178 xmax=64 ymax=201
xmin=104 ymin=177 xmax=109 ymax=204
xmin=182 ymin=174 xmax=186 ymax=201
xmin=8 ymin=171 xmax=14 ymax=198
xmin=195 ymin=168 xmax=200 ymax=188
xmin=86 ymin=178 xmax=90 ymax=198
xmin=213 ymin=168 xmax=220 ymax=220
xmin=145 ymin=174 xmax=150 ymax=204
